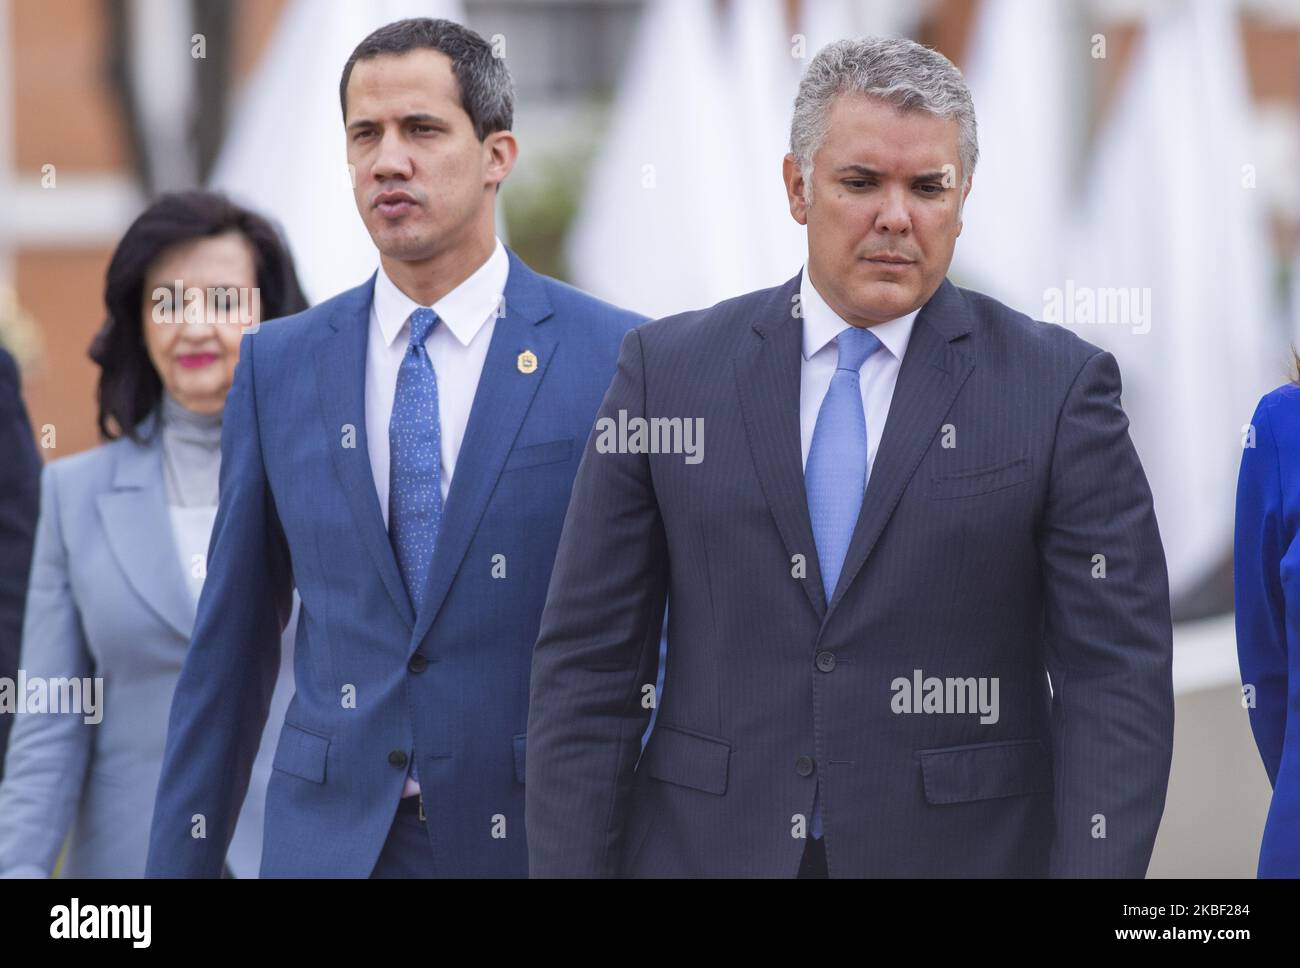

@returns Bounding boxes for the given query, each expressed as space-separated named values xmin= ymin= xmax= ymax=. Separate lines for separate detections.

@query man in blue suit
xmin=527 ymin=37 xmax=1174 ymax=877
xmin=147 ymin=18 xmax=641 ymax=877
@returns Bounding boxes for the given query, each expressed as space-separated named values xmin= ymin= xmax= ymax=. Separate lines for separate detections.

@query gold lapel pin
xmin=517 ymin=349 xmax=538 ymax=374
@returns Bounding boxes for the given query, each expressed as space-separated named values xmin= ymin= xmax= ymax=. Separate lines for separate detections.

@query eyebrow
xmin=346 ymin=112 xmax=449 ymax=133
xmin=835 ymin=164 xmax=950 ymax=182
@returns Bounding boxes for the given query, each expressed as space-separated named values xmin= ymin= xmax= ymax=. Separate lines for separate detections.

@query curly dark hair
xmin=89 ymin=190 xmax=308 ymax=441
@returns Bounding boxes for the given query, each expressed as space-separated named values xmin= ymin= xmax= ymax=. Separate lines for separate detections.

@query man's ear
xmin=956 ymin=174 xmax=973 ymax=236
xmin=484 ymin=130 xmax=519 ymax=189
xmin=783 ymin=154 xmax=809 ymax=226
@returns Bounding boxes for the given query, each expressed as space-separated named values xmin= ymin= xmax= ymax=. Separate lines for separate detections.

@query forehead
xmin=345 ymin=48 xmax=463 ymax=120
xmin=817 ymin=94 xmax=960 ymax=173
xmin=146 ymin=231 xmax=256 ymax=282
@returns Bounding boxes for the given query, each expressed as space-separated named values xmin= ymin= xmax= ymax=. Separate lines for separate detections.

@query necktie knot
xmin=407 ymin=308 xmax=439 ymax=350
xmin=835 ymin=325 xmax=882 ymax=373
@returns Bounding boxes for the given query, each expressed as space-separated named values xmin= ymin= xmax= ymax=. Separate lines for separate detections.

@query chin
xmin=175 ymin=374 xmax=219 ymax=398
xmin=375 ymin=230 xmax=437 ymax=262
xmin=854 ymin=288 xmax=913 ymax=317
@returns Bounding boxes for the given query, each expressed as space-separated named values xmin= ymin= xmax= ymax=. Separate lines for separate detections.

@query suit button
xmin=408 ymin=653 xmax=428 ymax=673
xmin=388 ymin=750 xmax=408 ymax=768
xmin=816 ymin=651 xmax=836 ymax=672
xmin=795 ymin=756 xmax=815 ymax=777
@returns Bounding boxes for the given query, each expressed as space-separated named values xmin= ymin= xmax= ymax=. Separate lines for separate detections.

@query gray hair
xmin=790 ymin=37 xmax=978 ymax=200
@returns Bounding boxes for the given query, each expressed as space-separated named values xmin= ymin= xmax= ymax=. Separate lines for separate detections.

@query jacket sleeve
xmin=0 ymin=463 xmax=95 ymax=877
xmin=146 ymin=333 xmax=293 ymax=876
xmin=1038 ymin=349 xmax=1174 ymax=877
xmin=526 ymin=327 xmax=669 ymax=876
xmin=0 ymin=349 xmax=41 ymax=779
xmin=1234 ymin=392 xmax=1291 ymax=788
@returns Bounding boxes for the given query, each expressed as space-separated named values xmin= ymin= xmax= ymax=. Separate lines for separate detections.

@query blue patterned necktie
xmin=804 ymin=324 xmax=882 ymax=840
xmin=389 ymin=308 xmax=443 ymax=614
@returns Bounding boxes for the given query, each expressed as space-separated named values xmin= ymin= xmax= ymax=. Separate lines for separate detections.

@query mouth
xmin=374 ymin=192 xmax=418 ymax=219
xmin=864 ymin=254 xmax=915 ymax=270
xmin=177 ymin=353 xmax=219 ymax=370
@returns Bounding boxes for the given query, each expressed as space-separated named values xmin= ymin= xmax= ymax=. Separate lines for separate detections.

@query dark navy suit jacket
xmin=0 ymin=348 xmax=40 ymax=781
xmin=146 ymin=250 xmax=642 ymax=876
xmin=527 ymin=274 xmax=1174 ymax=877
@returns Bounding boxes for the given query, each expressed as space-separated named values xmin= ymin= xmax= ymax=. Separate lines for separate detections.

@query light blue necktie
xmin=389 ymin=308 xmax=443 ymax=615
xmin=804 ymin=324 xmax=882 ymax=840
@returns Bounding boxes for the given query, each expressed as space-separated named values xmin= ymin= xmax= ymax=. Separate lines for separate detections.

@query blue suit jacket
xmin=528 ymin=275 xmax=1174 ymax=877
xmin=1235 ymin=383 xmax=1300 ymax=877
xmin=146 ymin=250 xmax=643 ymax=877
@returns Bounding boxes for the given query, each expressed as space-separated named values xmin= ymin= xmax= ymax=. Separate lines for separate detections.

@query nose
xmin=178 ymin=316 xmax=219 ymax=342
xmin=371 ymin=128 xmax=413 ymax=182
xmin=873 ymin=185 xmax=912 ymax=236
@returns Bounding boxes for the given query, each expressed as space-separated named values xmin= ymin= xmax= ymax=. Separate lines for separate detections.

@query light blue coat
xmin=0 ymin=412 xmax=294 ymax=877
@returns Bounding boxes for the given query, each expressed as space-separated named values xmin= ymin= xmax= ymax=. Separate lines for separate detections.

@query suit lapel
xmin=734 ymin=274 xmax=828 ymax=621
xmin=824 ymin=278 xmax=976 ymax=621
xmin=96 ymin=417 xmax=198 ymax=640
xmin=312 ymin=273 xmax=416 ymax=628
xmin=408 ymin=249 xmax=558 ymax=650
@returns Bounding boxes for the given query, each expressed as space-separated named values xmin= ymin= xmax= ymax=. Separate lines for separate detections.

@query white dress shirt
xmin=366 ymin=237 xmax=509 ymax=527
xmin=798 ymin=266 xmax=920 ymax=476
xmin=364 ymin=236 xmax=509 ymax=797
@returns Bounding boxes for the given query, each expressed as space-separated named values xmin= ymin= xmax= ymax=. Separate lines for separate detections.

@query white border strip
xmin=0 ymin=175 xmax=144 ymax=246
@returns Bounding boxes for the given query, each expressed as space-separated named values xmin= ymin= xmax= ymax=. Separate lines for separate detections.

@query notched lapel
xmin=825 ymin=279 xmax=976 ymax=619
xmin=96 ymin=433 xmax=197 ymax=641
xmin=734 ymin=275 xmax=828 ymax=621
xmin=312 ymin=273 xmax=416 ymax=628
xmin=409 ymin=251 xmax=558 ymax=650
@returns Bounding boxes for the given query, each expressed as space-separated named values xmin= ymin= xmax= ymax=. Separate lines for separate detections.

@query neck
xmin=380 ymin=226 xmax=496 ymax=307
xmin=162 ymin=390 xmax=223 ymax=432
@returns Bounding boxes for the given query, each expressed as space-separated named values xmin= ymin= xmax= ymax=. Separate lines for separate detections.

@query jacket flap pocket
xmin=641 ymin=724 xmax=731 ymax=795
xmin=513 ymin=732 xmax=527 ymax=784
xmin=503 ymin=437 xmax=573 ymax=473
xmin=272 ymin=722 xmax=330 ymax=784
xmin=929 ymin=456 xmax=1031 ymax=499
xmin=919 ymin=739 xmax=1051 ymax=805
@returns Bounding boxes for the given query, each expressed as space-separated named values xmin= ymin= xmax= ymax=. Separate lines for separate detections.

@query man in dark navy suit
xmin=0 ymin=347 xmax=41 ymax=780
xmin=527 ymin=36 xmax=1174 ymax=877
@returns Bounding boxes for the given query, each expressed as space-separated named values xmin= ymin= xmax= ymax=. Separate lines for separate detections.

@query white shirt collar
xmin=799 ymin=265 xmax=920 ymax=363
xmin=373 ymin=237 xmax=509 ymax=348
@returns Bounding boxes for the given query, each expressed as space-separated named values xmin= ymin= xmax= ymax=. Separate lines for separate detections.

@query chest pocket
xmin=928 ymin=456 xmax=1031 ymax=500
xmin=502 ymin=437 xmax=573 ymax=473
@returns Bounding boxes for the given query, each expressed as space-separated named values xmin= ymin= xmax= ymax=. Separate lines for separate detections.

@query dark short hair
xmin=338 ymin=17 xmax=514 ymax=140
xmin=90 ymin=190 xmax=308 ymax=442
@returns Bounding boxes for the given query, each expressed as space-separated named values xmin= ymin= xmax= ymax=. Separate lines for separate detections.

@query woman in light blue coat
xmin=0 ymin=191 xmax=308 ymax=877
